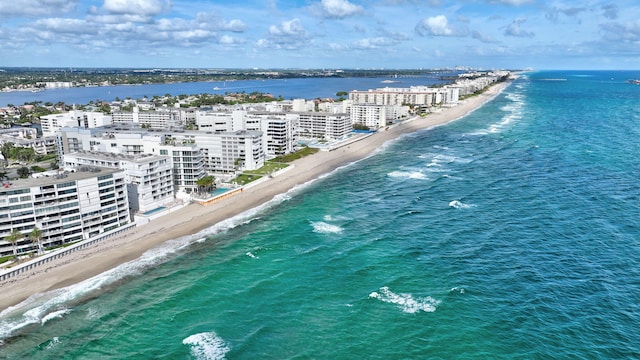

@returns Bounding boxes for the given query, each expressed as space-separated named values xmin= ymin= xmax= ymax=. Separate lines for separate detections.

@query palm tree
xmin=5 ymin=229 xmax=24 ymax=258
xmin=29 ymin=227 xmax=44 ymax=255
xmin=196 ymin=175 xmax=216 ymax=195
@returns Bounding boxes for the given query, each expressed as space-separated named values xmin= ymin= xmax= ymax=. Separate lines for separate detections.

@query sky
xmin=0 ymin=0 xmax=638 ymax=70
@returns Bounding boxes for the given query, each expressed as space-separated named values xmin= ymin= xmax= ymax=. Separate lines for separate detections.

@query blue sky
xmin=1 ymin=0 xmax=638 ymax=70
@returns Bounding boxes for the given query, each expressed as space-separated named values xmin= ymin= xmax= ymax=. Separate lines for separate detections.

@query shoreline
xmin=0 ymin=79 xmax=514 ymax=313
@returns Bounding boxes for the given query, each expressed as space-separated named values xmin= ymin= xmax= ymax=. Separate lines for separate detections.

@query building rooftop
xmin=67 ymin=150 xmax=167 ymax=164
xmin=1 ymin=166 xmax=122 ymax=192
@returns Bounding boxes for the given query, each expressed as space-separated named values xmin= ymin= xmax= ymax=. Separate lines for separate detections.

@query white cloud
xmin=490 ymin=0 xmax=534 ymax=5
xmin=600 ymin=20 xmax=640 ymax=43
xmin=261 ymin=18 xmax=309 ymax=49
xmin=269 ymin=18 xmax=305 ymax=37
xmin=319 ymin=0 xmax=363 ymax=18
xmin=415 ymin=15 xmax=466 ymax=37
xmin=545 ymin=6 xmax=586 ymax=23
xmin=221 ymin=19 xmax=247 ymax=33
xmin=504 ymin=17 xmax=535 ymax=37
xmin=102 ymin=0 xmax=170 ymax=16
xmin=0 ymin=0 xmax=77 ymax=17
xmin=219 ymin=35 xmax=244 ymax=45
xmin=471 ymin=30 xmax=498 ymax=43
xmin=33 ymin=18 xmax=95 ymax=35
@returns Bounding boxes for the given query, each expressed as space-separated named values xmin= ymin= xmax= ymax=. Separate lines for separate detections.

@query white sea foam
xmin=246 ymin=252 xmax=258 ymax=259
xmin=311 ymin=221 xmax=343 ymax=234
xmin=323 ymin=214 xmax=350 ymax=222
xmin=41 ymin=309 xmax=71 ymax=325
xmin=450 ymin=287 xmax=466 ymax=294
xmin=183 ymin=332 xmax=230 ymax=360
xmin=45 ymin=336 xmax=61 ymax=350
xmin=0 ymin=184 xmax=303 ymax=341
xmin=369 ymin=287 xmax=440 ymax=314
xmin=387 ymin=170 xmax=428 ymax=180
xmin=449 ymin=200 xmax=475 ymax=209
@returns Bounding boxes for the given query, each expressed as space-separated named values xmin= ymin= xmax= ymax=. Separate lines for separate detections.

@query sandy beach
xmin=0 ymin=79 xmax=512 ymax=312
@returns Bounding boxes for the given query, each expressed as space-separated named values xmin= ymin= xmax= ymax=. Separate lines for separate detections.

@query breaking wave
xmin=387 ymin=170 xmax=428 ymax=180
xmin=183 ymin=331 xmax=230 ymax=360
xmin=311 ymin=221 xmax=343 ymax=234
xmin=449 ymin=200 xmax=475 ymax=209
xmin=369 ymin=287 xmax=440 ymax=314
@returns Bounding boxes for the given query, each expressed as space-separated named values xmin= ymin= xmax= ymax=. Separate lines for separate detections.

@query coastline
xmin=0 ymin=79 xmax=514 ymax=313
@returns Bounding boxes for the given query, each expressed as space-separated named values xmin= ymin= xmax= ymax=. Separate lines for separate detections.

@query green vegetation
xmin=0 ymin=67 xmax=463 ymax=92
xmin=233 ymin=173 xmax=262 ymax=185
xmin=17 ymin=166 xmax=31 ymax=178
xmin=30 ymin=165 xmax=47 ymax=173
xmin=353 ymin=123 xmax=370 ymax=131
xmin=231 ymin=161 xmax=289 ymax=185
xmin=0 ymin=255 xmax=13 ymax=265
xmin=4 ymin=229 xmax=23 ymax=258
xmin=271 ymin=146 xmax=319 ymax=163
xmin=195 ymin=175 xmax=216 ymax=194
xmin=243 ymin=161 xmax=289 ymax=176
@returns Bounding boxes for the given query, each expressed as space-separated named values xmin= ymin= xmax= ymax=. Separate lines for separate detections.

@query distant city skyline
xmin=1 ymin=0 xmax=638 ymax=70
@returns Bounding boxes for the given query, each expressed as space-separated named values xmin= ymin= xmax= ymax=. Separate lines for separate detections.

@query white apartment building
xmin=62 ymin=151 xmax=174 ymax=213
xmin=56 ymin=127 xmax=164 ymax=155
xmin=296 ymin=112 xmax=352 ymax=140
xmin=348 ymin=87 xmax=459 ymax=107
xmin=165 ymin=130 xmax=264 ymax=174
xmin=292 ymin=99 xmax=314 ymax=112
xmin=349 ymin=104 xmax=411 ymax=129
xmin=245 ymin=113 xmax=299 ymax=158
xmin=159 ymin=144 xmax=206 ymax=193
xmin=112 ymin=108 xmax=180 ymax=129
xmin=195 ymin=110 xmax=245 ymax=132
xmin=350 ymin=105 xmax=388 ymax=129
xmin=0 ymin=127 xmax=56 ymax=155
xmin=0 ymin=167 xmax=130 ymax=257
xmin=57 ymin=127 xmax=205 ymax=194
xmin=218 ymin=130 xmax=265 ymax=172
xmin=196 ymin=110 xmax=298 ymax=159
xmin=40 ymin=110 xmax=113 ymax=137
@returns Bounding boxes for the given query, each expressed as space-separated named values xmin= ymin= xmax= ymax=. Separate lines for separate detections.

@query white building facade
xmin=0 ymin=167 xmax=130 ymax=257
xmin=62 ymin=151 xmax=174 ymax=213
xmin=296 ymin=112 xmax=352 ymax=140
xmin=40 ymin=111 xmax=113 ymax=137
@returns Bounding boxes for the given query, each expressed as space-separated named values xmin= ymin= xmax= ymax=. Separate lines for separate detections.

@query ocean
xmin=1 ymin=70 xmax=640 ymax=359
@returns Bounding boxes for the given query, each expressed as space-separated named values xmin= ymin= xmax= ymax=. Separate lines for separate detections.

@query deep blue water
xmin=0 ymin=74 xmax=451 ymax=106
xmin=1 ymin=70 xmax=640 ymax=359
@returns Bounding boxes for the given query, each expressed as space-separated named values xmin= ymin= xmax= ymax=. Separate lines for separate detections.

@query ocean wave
xmin=44 ymin=336 xmax=61 ymax=350
xmin=311 ymin=221 xmax=343 ymax=234
xmin=387 ymin=170 xmax=428 ymax=180
xmin=41 ymin=309 xmax=71 ymax=325
xmin=369 ymin=287 xmax=440 ymax=314
xmin=0 ymin=181 xmax=310 ymax=341
xmin=323 ymin=214 xmax=350 ymax=222
xmin=183 ymin=331 xmax=230 ymax=360
xmin=449 ymin=200 xmax=475 ymax=209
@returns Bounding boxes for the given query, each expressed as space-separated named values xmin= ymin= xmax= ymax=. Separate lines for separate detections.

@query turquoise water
xmin=211 ymin=188 xmax=231 ymax=196
xmin=1 ymin=71 xmax=640 ymax=358
xmin=142 ymin=206 xmax=167 ymax=216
